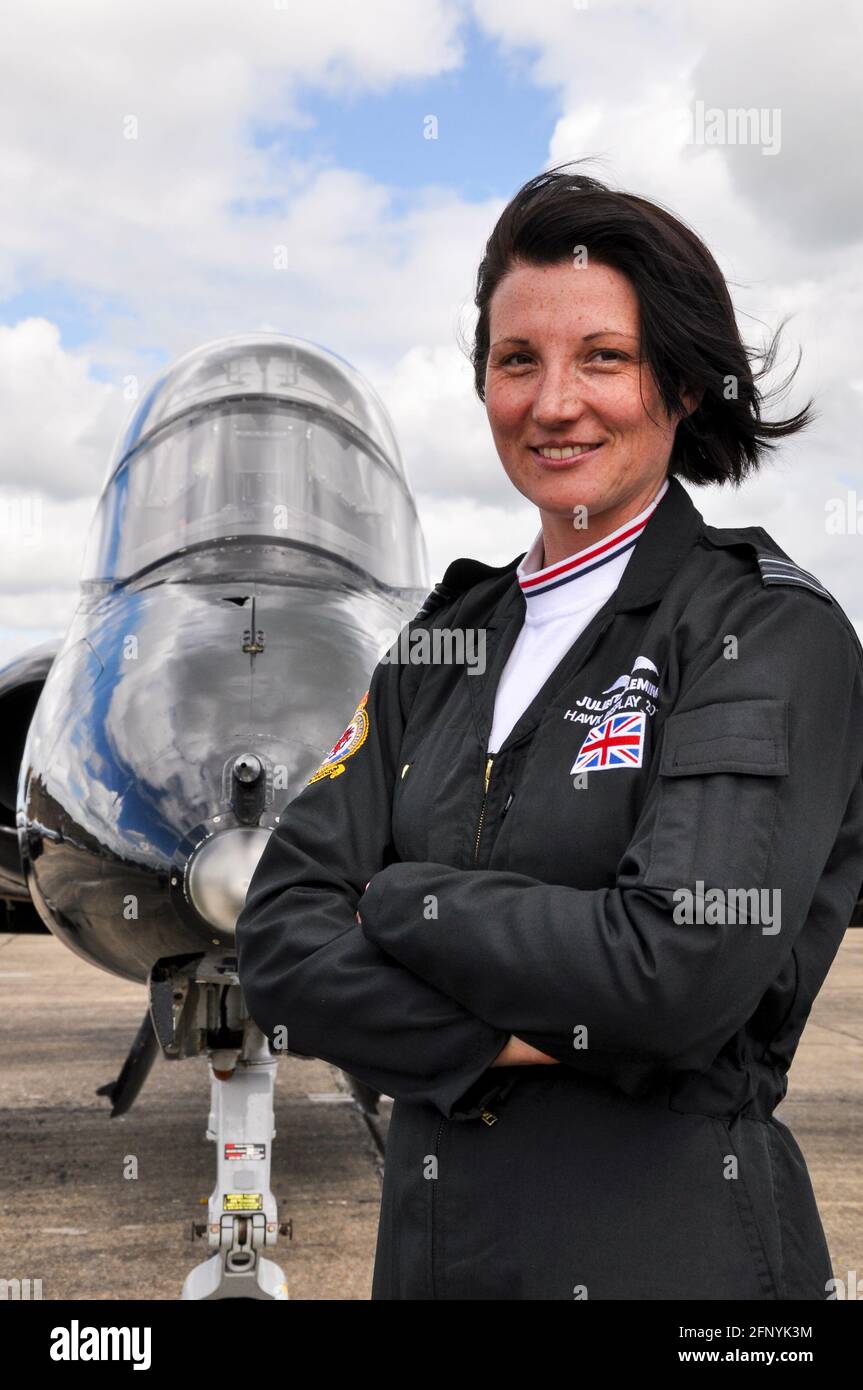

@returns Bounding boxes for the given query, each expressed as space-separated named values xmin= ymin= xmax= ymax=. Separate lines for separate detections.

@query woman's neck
xmin=537 ymin=476 xmax=668 ymax=569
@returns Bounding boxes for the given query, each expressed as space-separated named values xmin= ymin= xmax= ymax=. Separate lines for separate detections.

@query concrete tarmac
xmin=0 ymin=930 xmax=390 ymax=1300
xmin=1 ymin=930 xmax=860 ymax=1300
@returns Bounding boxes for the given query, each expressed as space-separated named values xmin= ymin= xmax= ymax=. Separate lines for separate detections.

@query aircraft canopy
xmin=82 ymin=336 xmax=428 ymax=588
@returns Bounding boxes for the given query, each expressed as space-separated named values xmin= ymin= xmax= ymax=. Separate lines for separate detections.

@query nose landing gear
xmin=181 ymin=1017 xmax=289 ymax=1300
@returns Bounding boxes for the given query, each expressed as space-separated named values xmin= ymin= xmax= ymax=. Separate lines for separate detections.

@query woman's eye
xmin=498 ymin=349 xmax=628 ymax=368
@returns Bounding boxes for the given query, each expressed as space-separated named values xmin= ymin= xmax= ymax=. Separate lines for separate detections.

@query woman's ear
xmin=680 ymin=384 xmax=705 ymax=417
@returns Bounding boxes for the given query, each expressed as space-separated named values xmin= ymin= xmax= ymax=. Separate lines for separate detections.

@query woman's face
xmin=484 ymin=257 xmax=695 ymax=552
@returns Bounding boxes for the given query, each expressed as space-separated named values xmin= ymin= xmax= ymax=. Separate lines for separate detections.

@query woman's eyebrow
xmin=582 ymin=329 xmax=639 ymax=342
xmin=491 ymin=329 xmax=639 ymax=349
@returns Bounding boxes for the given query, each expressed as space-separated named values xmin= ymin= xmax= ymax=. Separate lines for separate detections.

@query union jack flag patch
xmin=571 ymin=710 xmax=646 ymax=772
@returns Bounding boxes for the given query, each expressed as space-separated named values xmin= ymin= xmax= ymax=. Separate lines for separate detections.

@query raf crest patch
xmin=307 ymin=690 xmax=370 ymax=784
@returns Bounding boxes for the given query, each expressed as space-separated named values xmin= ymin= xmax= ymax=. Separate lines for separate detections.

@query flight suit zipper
xmin=473 ymin=756 xmax=494 ymax=865
xmin=393 ymin=762 xmax=411 ymax=813
xmin=429 ymin=754 xmax=504 ymax=1292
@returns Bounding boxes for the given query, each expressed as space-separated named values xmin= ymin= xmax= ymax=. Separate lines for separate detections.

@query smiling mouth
xmin=529 ymin=442 xmax=604 ymax=462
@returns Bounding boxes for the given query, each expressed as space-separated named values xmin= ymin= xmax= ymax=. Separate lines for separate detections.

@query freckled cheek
xmin=486 ymin=384 xmax=531 ymax=438
xmin=590 ymin=377 xmax=643 ymax=425
xmin=619 ymin=370 xmax=672 ymax=425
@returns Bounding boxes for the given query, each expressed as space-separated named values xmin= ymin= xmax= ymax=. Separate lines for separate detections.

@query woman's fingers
xmin=355 ymin=880 xmax=372 ymax=924
xmin=491 ymin=1036 xmax=561 ymax=1066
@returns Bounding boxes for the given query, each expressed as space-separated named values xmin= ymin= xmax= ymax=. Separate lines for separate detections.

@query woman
xmin=236 ymin=167 xmax=863 ymax=1300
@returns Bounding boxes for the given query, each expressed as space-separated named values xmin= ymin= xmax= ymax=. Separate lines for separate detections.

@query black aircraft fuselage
xmin=19 ymin=542 xmax=416 ymax=982
xmin=4 ymin=333 xmax=429 ymax=982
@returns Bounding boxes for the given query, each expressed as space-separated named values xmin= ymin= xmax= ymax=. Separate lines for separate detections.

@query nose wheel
xmin=182 ymin=1216 xmax=289 ymax=1300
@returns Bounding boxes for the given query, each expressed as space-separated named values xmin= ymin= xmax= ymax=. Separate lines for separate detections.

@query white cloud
xmin=381 ymin=341 xmax=515 ymax=507
xmin=0 ymin=488 xmax=96 ymax=604
xmin=417 ymin=491 xmax=537 ymax=579
xmin=0 ymin=319 xmax=122 ymax=496
xmin=679 ymin=0 xmax=863 ymax=249
xmin=0 ymin=0 xmax=466 ymax=307
xmin=0 ymin=0 xmax=860 ymax=667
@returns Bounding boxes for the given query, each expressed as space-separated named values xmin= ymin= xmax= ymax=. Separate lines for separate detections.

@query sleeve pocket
xmin=644 ymin=698 xmax=789 ymax=891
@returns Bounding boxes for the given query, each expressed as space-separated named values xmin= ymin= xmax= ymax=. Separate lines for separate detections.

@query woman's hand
xmin=491 ymin=1035 xmax=561 ymax=1066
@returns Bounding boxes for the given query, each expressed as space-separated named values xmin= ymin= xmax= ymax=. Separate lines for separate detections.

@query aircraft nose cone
xmin=187 ymin=826 xmax=272 ymax=935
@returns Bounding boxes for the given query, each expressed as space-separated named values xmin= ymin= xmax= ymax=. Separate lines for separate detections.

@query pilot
xmin=236 ymin=165 xmax=863 ymax=1300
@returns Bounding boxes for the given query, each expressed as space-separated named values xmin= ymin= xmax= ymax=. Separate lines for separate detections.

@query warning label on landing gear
xmin=224 ymin=1193 xmax=263 ymax=1211
xmin=224 ymin=1143 xmax=266 ymax=1161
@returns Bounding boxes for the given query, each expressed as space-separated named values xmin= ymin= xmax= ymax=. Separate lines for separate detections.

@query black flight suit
xmin=236 ymin=474 xmax=863 ymax=1300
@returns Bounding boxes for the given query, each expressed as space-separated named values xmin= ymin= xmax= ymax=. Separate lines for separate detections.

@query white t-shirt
xmin=488 ymin=478 xmax=669 ymax=754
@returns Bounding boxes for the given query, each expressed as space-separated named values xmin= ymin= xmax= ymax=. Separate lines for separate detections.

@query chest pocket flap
xmin=645 ymin=698 xmax=789 ymax=891
xmin=659 ymin=698 xmax=789 ymax=778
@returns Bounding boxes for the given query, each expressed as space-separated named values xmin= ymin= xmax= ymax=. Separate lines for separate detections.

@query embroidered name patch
xmin=307 ymin=690 xmax=370 ymax=783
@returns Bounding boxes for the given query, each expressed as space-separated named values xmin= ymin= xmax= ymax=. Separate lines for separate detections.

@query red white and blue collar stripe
xmin=518 ymin=477 xmax=669 ymax=599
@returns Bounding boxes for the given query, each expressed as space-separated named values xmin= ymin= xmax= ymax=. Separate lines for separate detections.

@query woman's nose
xmin=530 ymin=366 xmax=590 ymax=425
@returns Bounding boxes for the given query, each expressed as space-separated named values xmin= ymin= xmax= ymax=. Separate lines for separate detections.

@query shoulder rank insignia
xmin=755 ymin=554 xmax=833 ymax=602
xmin=307 ymin=690 xmax=370 ymax=784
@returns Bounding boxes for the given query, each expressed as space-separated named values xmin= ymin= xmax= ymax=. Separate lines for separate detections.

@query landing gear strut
xmin=99 ymin=951 xmax=291 ymax=1299
xmin=182 ymin=1018 xmax=289 ymax=1300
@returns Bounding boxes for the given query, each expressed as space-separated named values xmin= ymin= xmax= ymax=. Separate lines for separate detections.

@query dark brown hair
xmin=470 ymin=162 xmax=813 ymax=486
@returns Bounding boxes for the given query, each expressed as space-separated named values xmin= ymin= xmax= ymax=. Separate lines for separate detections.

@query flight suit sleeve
xmin=358 ymin=588 xmax=863 ymax=1091
xmin=234 ymin=641 xmax=510 ymax=1119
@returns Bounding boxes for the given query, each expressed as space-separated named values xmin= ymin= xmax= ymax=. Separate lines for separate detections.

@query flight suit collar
xmin=488 ymin=473 xmax=706 ymax=626
xmin=611 ymin=474 xmax=706 ymax=613
xmin=467 ymin=474 xmax=707 ymax=754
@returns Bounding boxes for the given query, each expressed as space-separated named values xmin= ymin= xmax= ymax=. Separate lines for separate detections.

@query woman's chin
xmin=521 ymin=470 xmax=608 ymax=514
